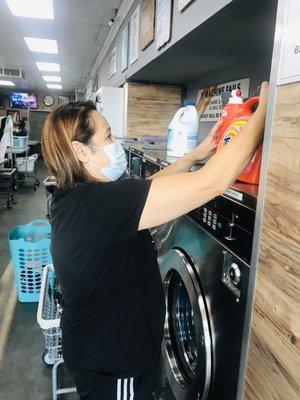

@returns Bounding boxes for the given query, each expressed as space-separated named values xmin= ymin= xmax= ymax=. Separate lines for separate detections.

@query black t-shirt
xmin=50 ymin=179 xmax=165 ymax=378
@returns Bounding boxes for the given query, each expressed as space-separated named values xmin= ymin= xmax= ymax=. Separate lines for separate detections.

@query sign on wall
xmin=278 ymin=0 xmax=300 ymax=85
xmin=156 ymin=0 xmax=172 ymax=50
xmin=178 ymin=0 xmax=194 ymax=12
xmin=129 ymin=5 xmax=141 ymax=65
xmin=92 ymin=74 xmax=98 ymax=92
xmin=121 ymin=23 xmax=129 ymax=72
xmin=141 ymin=0 xmax=156 ymax=50
xmin=108 ymin=47 xmax=117 ymax=78
xmin=196 ymin=78 xmax=250 ymax=122
xmin=86 ymin=80 xmax=93 ymax=99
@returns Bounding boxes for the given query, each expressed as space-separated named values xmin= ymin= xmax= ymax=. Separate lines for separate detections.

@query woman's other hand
xmin=187 ymin=119 xmax=223 ymax=163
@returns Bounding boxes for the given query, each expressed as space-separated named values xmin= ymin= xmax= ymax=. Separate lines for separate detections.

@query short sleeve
xmin=85 ymin=179 xmax=152 ymax=243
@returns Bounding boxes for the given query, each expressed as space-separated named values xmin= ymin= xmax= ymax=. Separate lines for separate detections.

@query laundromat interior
xmin=0 ymin=0 xmax=299 ymax=399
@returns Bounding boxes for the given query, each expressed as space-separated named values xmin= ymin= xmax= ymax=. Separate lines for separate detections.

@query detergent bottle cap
xmin=228 ymin=89 xmax=243 ymax=104
xmin=185 ymin=101 xmax=196 ymax=107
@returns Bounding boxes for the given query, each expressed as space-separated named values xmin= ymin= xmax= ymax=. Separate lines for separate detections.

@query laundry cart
xmin=37 ymin=264 xmax=76 ymax=400
xmin=43 ymin=176 xmax=56 ymax=219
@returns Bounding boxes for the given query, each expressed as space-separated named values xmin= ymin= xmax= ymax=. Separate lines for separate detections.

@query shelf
xmin=129 ymin=0 xmax=278 ymax=85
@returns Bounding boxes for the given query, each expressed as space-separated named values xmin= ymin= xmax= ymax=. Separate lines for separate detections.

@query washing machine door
xmin=161 ymin=248 xmax=212 ymax=400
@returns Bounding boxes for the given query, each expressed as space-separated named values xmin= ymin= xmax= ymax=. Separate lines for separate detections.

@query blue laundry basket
xmin=8 ymin=219 xmax=52 ymax=302
xmin=12 ymin=135 xmax=28 ymax=150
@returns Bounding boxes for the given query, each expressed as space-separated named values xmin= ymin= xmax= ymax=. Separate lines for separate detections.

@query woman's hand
xmin=256 ymin=81 xmax=269 ymax=115
xmin=186 ymin=119 xmax=223 ymax=163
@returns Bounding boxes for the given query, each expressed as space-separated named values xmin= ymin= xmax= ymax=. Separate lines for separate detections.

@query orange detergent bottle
xmin=216 ymin=89 xmax=262 ymax=184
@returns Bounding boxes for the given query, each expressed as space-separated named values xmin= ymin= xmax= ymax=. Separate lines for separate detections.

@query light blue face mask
xmin=88 ymin=140 xmax=127 ymax=181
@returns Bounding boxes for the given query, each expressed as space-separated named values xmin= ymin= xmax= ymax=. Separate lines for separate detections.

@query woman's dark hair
xmin=19 ymin=119 xmax=26 ymax=129
xmin=42 ymin=100 xmax=97 ymax=189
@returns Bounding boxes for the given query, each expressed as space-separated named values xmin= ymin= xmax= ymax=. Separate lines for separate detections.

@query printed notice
xmin=156 ymin=0 xmax=172 ymax=50
xmin=278 ymin=0 xmax=300 ymax=85
xmin=129 ymin=5 xmax=141 ymax=65
xmin=196 ymin=78 xmax=250 ymax=122
xmin=121 ymin=23 xmax=129 ymax=72
xmin=108 ymin=47 xmax=117 ymax=78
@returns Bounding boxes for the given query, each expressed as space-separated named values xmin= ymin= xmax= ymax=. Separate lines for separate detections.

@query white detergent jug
xmin=167 ymin=104 xmax=199 ymax=157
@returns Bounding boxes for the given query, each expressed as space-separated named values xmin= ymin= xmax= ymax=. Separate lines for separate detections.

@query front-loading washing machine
xmin=122 ymin=143 xmax=256 ymax=400
xmin=156 ymin=193 xmax=255 ymax=400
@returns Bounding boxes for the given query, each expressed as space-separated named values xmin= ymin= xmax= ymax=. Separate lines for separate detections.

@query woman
xmin=17 ymin=119 xmax=27 ymax=136
xmin=42 ymin=82 xmax=269 ymax=400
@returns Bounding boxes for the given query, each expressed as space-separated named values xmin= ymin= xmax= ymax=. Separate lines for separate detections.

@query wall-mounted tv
xmin=10 ymin=92 xmax=38 ymax=109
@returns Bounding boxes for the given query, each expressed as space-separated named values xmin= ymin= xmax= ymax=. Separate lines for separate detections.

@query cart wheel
xmin=42 ymin=350 xmax=55 ymax=366
xmin=6 ymin=200 xmax=12 ymax=210
xmin=34 ymin=182 xmax=39 ymax=191
xmin=10 ymin=195 xmax=18 ymax=205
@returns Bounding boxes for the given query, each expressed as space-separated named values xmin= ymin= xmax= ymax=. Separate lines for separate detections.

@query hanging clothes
xmin=0 ymin=116 xmax=13 ymax=161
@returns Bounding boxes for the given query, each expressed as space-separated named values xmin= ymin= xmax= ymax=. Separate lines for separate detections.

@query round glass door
xmin=169 ymin=271 xmax=198 ymax=383
xmin=161 ymin=248 xmax=212 ymax=400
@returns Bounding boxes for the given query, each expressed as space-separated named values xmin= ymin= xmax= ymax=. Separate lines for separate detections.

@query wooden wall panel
xmin=125 ymin=82 xmax=182 ymax=137
xmin=272 ymin=83 xmax=300 ymax=138
xmin=245 ymin=84 xmax=300 ymax=400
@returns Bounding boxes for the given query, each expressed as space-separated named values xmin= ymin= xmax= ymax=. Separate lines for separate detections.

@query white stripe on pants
xmin=117 ymin=378 xmax=134 ymax=399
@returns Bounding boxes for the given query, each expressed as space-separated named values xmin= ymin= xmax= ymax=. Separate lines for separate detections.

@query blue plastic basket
xmin=8 ymin=219 xmax=53 ymax=302
xmin=12 ymin=136 xmax=28 ymax=150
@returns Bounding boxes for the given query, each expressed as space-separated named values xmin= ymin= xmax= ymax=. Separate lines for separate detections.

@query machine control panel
xmin=189 ymin=197 xmax=255 ymax=264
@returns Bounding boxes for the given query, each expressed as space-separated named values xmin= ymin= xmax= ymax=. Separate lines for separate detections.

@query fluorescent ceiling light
xmin=25 ymin=37 xmax=58 ymax=54
xmin=47 ymin=84 xmax=62 ymax=89
xmin=36 ymin=62 xmax=60 ymax=72
xmin=0 ymin=80 xmax=15 ymax=86
xmin=42 ymin=75 xmax=61 ymax=82
xmin=5 ymin=0 xmax=54 ymax=19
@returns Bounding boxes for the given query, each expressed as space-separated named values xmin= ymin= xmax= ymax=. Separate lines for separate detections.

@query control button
xmin=213 ymin=213 xmax=217 ymax=219
xmin=229 ymin=263 xmax=241 ymax=285
xmin=225 ymin=214 xmax=236 ymax=241
xmin=207 ymin=221 xmax=211 ymax=227
xmin=212 ymin=225 xmax=216 ymax=230
xmin=203 ymin=218 xmax=207 ymax=223
xmin=208 ymin=210 xmax=212 ymax=216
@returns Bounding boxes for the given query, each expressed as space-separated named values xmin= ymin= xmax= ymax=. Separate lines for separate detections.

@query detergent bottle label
xmin=220 ymin=118 xmax=249 ymax=147
xmin=185 ymin=132 xmax=198 ymax=152
xmin=219 ymin=116 xmax=257 ymax=174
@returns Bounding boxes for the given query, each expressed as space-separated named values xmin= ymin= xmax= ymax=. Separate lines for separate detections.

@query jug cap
xmin=228 ymin=89 xmax=243 ymax=104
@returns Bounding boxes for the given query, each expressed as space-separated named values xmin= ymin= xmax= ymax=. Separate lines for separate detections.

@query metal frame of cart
xmin=37 ymin=264 xmax=76 ymax=400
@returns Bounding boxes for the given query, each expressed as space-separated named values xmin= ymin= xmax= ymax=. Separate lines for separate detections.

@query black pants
xmin=66 ymin=357 xmax=161 ymax=400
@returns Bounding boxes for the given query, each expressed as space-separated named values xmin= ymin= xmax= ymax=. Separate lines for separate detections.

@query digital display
xmin=10 ymin=92 xmax=38 ymax=109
